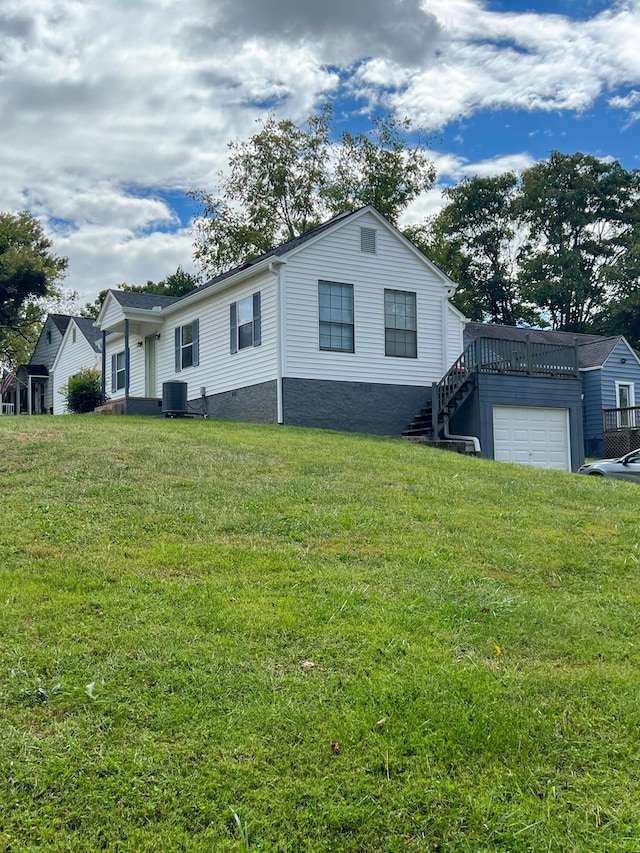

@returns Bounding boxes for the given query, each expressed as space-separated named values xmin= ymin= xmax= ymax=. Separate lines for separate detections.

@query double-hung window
xmin=174 ymin=320 xmax=200 ymax=371
xmin=230 ymin=292 xmax=261 ymax=353
xmin=319 ymin=281 xmax=354 ymax=352
xmin=111 ymin=350 xmax=126 ymax=392
xmin=384 ymin=289 xmax=417 ymax=358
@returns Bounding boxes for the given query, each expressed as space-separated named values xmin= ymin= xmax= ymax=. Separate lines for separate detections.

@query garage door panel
xmin=493 ymin=406 xmax=571 ymax=471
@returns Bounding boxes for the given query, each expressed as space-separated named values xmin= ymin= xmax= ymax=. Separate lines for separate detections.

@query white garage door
xmin=493 ymin=406 xmax=571 ymax=471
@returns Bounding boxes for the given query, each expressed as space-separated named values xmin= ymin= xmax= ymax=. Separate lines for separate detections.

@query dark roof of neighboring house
xmin=17 ymin=364 xmax=49 ymax=377
xmin=48 ymin=314 xmax=72 ymax=334
xmin=464 ymin=322 xmax=633 ymax=370
xmin=192 ymin=208 xmax=361 ymax=297
xmin=109 ymin=291 xmax=182 ymax=310
xmin=73 ymin=317 xmax=101 ymax=352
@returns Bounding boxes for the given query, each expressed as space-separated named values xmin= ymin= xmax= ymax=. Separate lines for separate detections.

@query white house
xmin=3 ymin=314 xmax=102 ymax=416
xmin=51 ymin=317 xmax=101 ymax=414
xmin=94 ymin=207 xmax=466 ymax=435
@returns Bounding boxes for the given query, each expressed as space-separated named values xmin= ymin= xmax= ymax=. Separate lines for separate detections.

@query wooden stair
xmin=402 ymin=342 xmax=478 ymax=451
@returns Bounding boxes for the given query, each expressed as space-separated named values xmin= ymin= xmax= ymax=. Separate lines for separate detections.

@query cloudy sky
xmin=2 ymin=0 xmax=639 ymax=304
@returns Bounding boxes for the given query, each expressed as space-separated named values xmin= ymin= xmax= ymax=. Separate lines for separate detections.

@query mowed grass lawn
xmin=1 ymin=416 xmax=640 ymax=852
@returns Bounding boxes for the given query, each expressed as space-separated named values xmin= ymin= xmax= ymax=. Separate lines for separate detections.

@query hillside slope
xmin=1 ymin=416 xmax=639 ymax=852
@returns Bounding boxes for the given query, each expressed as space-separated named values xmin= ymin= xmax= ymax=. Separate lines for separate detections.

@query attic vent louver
xmin=360 ymin=227 xmax=376 ymax=254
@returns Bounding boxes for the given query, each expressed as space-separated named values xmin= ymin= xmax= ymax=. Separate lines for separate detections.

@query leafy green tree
xmin=0 ymin=211 xmax=68 ymax=367
xmin=60 ymin=368 xmax=103 ymax=414
xmin=593 ymin=290 xmax=640 ymax=349
xmin=516 ymin=152 xmax=640 ymax=332
xmin=417 ymin=153 xmax=639 ymax=331
xmin=191 ymin=107 xmax=435 ymax=277
xmin=411 ymin=173 xmax=539 ymax=325
xmin=325 ymin=116 xmax=435 ymax=223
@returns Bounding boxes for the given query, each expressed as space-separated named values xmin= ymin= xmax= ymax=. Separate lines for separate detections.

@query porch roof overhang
xmin=16 ymin=364 xmax=49 ymax=380
xmin=98 ymin=307 xmax=165 ymax=336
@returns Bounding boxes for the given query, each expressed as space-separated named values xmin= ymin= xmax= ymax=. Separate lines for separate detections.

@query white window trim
xmin=615 ymin=381 xmax=635 ymax=408
xmin=115 ymin=350 xmax=126 ymax=391
xmin=615 ymin=381 xmax=635 ymax=428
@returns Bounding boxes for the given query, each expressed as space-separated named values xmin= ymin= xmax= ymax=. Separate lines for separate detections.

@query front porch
xmin=93 ymin=396 xmax=164 ymax=416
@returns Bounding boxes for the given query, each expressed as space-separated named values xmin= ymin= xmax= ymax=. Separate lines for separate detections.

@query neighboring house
xmin=51 ymin=317 xmax=102 ymax=414
xmin=12 ymin=314 xmax=71 ymax=415
xmin=1 ymin=314 xmax=103 ymax=415
xmin=577 ymin=335 xmax=640 ymax=458
xmin=94 ymin=207 xmax=466 ymax=435
xmin=404 ymin=323 xmax=640 ymax=472
xmin=464 ymin=324 xmax=640 ymax=460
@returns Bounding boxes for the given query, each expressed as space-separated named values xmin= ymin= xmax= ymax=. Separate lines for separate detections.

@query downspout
xmin=101 ymin=331 xmax=107 ymax=402
xmin=269 ymin=259 xmax=286 ymax=424
xmin=443 ymin=419 xmax=481 ymax=455
xmin=124 ymin=318 xmax=130 ymax=398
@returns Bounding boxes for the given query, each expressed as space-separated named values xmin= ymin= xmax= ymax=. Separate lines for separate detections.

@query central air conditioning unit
xmin=162 ymin=381 xmax=188 ymax=417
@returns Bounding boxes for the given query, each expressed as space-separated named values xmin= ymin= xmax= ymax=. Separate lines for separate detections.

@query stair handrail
xmin=436 ymin=339 xmax=478 ymax=413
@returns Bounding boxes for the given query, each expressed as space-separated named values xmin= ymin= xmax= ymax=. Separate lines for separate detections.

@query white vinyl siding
xmin=52 ymin=323 xmax=100 ymax=414
xmin=447 ymin=304 xmax=465 ymax=368
xmin=283 ymin=212 xmax=460 ymax=386
xmin=155 ymin=272 xmax=277 ymax=400
xmin=100 ymin=294 xmax=127 ymax=330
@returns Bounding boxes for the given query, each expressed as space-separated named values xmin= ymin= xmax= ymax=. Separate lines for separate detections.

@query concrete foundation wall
xmin=282 ymin=378 xmax=429 ymax=435
xmin=198 ymin=380 xmax=278 ymax=424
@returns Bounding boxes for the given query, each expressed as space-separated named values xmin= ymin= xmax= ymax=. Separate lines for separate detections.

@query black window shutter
xmin=230 ymin=302 xmax=237 ymax=354
xmin=111 ymin=354 xmax=116 ymax=393
xmin=174 ymin=327 xmax=181 ymax=372
xmin=192 ymin=319 xmax=200 ymax=366
xmin=253 ymin=292 xmax=261 ymax=347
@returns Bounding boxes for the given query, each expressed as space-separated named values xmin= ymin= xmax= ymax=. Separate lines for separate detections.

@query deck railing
xmin=475 ymin=336 xmax=579 ymax=377
xmin=435 ymin=335 xmax=580 ymax=416
xmin=1 ymin=403 xmax=14 ymax=415
xmin=603 ymin=406 xmax=640 ymax=431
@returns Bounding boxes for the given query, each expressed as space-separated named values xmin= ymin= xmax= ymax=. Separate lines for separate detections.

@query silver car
xmin=578 ymin=448 xmax=640 ymax=482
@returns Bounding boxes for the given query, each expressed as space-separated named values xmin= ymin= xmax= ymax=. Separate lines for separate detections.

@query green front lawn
xmin=1 ymin=416 xmax=639 ymax=852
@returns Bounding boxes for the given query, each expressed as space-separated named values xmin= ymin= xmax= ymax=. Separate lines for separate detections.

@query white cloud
xmin=388 ymin=1 xmax=640 ymax=128
xmin=55 ymin=224 xmax=197 ymax=299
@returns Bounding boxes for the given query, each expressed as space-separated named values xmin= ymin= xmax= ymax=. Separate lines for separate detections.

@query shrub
xmin=60 ymin=368 xmax=103 ymax=414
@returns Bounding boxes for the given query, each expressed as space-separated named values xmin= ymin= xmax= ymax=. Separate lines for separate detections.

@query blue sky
xmin=1 ymin=0 xmax=639 ymax=302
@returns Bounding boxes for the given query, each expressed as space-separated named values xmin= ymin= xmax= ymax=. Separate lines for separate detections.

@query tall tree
xmin=0 ymin=211 xmax=68 ymax=368
xmin=516 ymin=152 xmax=640 ymax=332
xmin=190 ymin=107 xmax=435 ymax=277
xmin=411 ymin=173 xmax=539 ymax=325
xmin=325 ymin=116 xmax=435 ymax=223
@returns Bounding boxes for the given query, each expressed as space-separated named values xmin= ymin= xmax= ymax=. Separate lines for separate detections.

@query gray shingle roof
xmin=109 ymin=291 xmax=182 ymax=310
xmin=49 ymin=314 xmax=72 ymax=334
xmin=73 ymin=317 xmax=101 ymax=352
xmin=192 ymin=209 xmax=361 ymax=297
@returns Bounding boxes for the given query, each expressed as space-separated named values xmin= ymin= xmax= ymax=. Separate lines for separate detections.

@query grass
xmin=1 ymin=415 xmax=640 ymax=852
